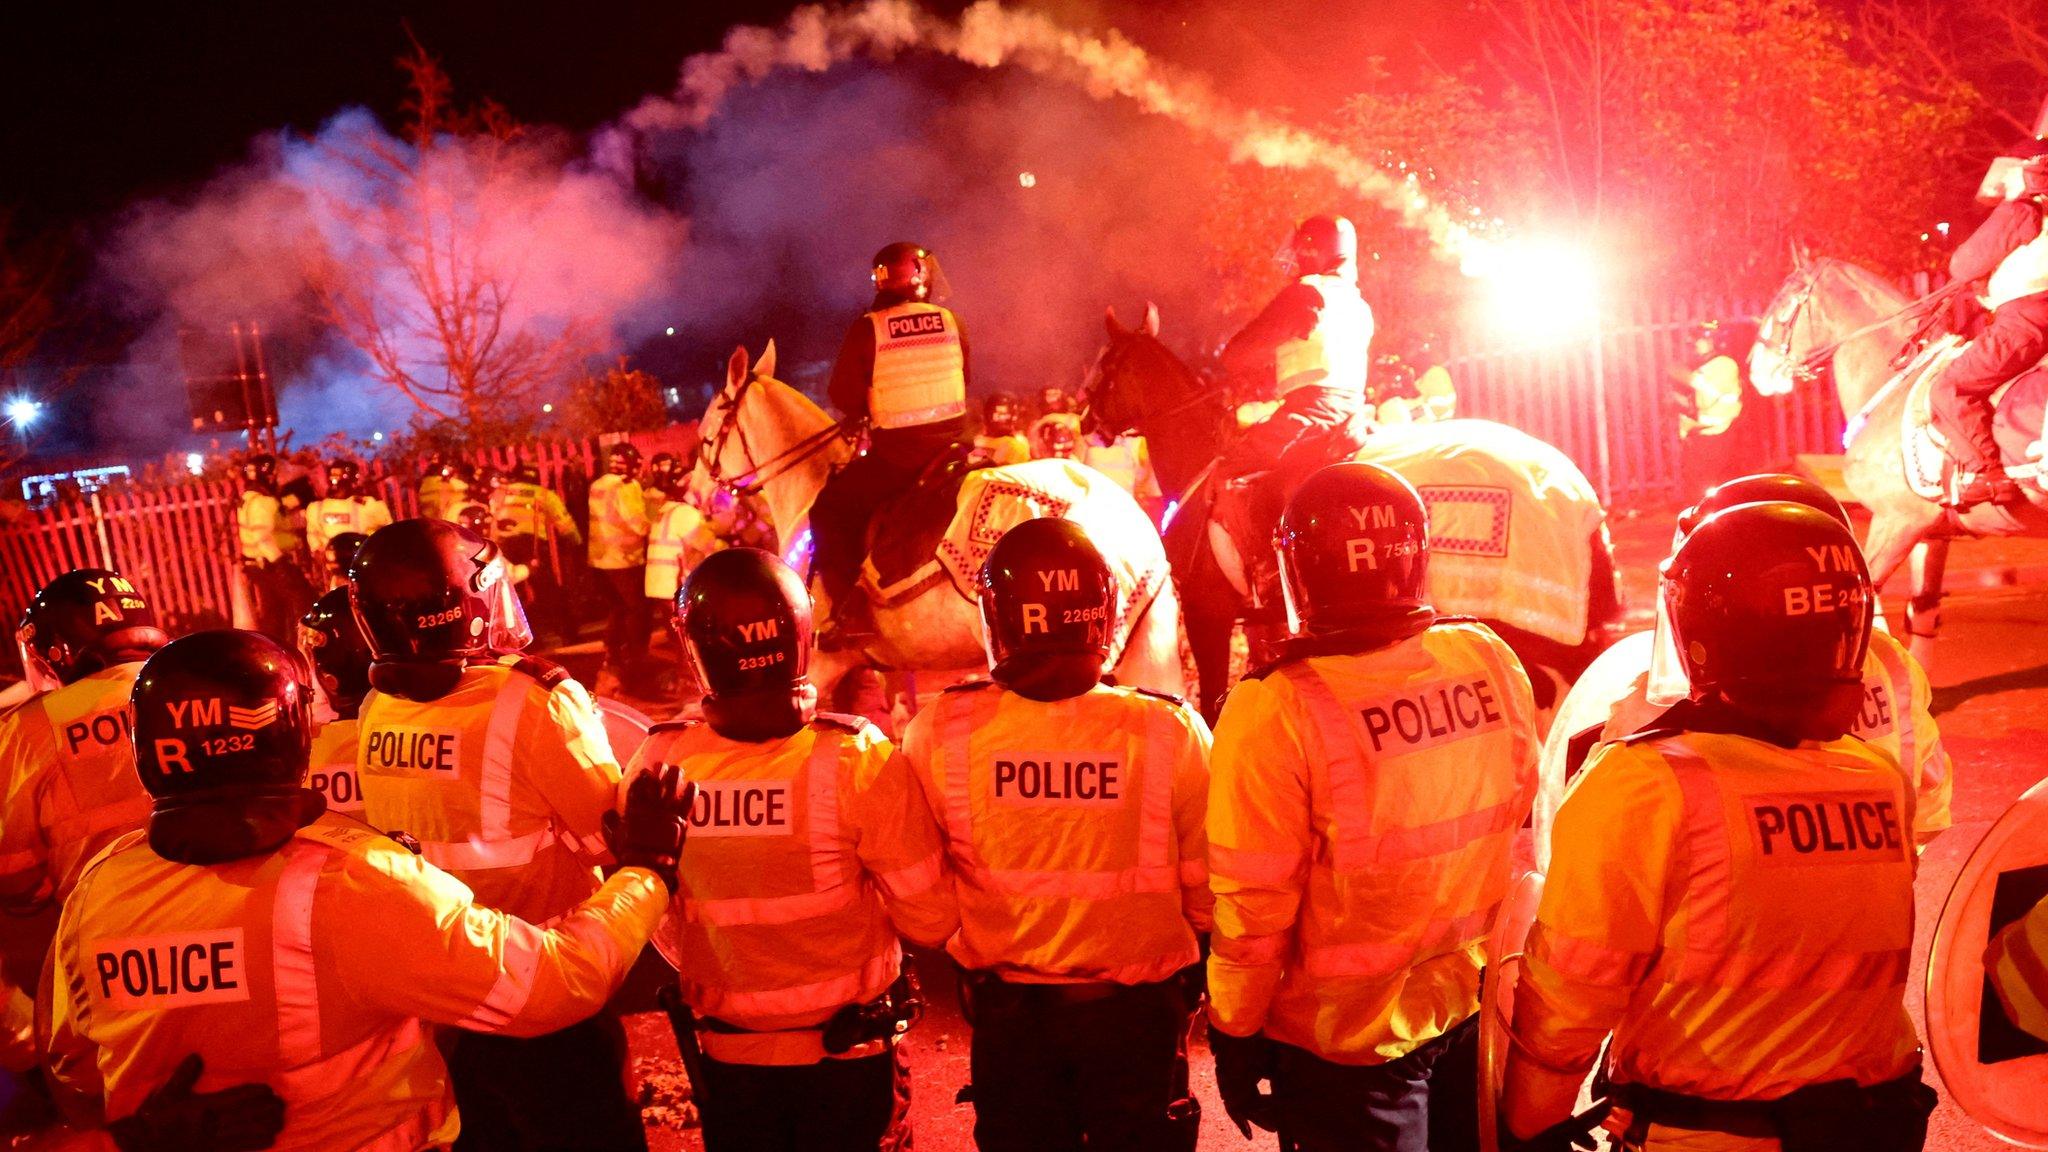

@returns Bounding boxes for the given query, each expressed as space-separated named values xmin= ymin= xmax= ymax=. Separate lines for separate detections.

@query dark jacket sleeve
xmin=956 ymin=314 xmax=973 ymax=391
xmin=1951 ymin=201 xmax=2044 ymax=284
xmin=1220 ymin=283 xmax=1322 ymax=388
xmin=828 ymin=318 xmax=877 ymax=419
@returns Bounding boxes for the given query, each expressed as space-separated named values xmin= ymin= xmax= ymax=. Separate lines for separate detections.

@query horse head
xmin=1086 ymin=301 xmax=1202 ymax=436
xmin=1750 ymin=257 xmax=1913 ymax=415
xmin=698 ymin=339 xmax=851 ymax=554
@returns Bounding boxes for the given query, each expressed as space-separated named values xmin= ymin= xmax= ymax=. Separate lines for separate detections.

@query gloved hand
xmin=1206 ymin=1023 xmax=1278 ymax=1139
xmin=107 ymin=1054 xmax=285 ymax=1152
xmin=604 ymin=764 xmax=693 ymax=893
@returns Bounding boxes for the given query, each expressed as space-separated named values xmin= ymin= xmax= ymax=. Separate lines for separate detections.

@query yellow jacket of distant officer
xmin=587 ymin=474 xmax=650 ymax=570
xmin=237 ymin=491 xmax=285 ymax=564
xmin=357 ymin=655 xmax=620 ymax=925
xmin=1513 ymin=731 xmax=1920 ymax=1100
xmin=1988 ymin=894 xmax=2048 ymax=1041
xmin=308 ymin=718 xmax=366 ymax=818
xmin=0 ymin=665 xmax=154 ymax=910
xmin=1681 ymin=356 xmax=1743 ymax=438
xmin=973 ymin=433 xmax=1031 ymax=468
xmin=417 ymin=475 xmax=469 ymax=523
xmin=1207 ymin=620 xmax=1539 ymax=1063
xmin=631 ymin=714 xmax=958 ymax=1064
xmin=492 ymin=481 xmax=580 ymax=545
xmin=43 ymin=812 xmax=667 ymax=1151
xmin=900 ymin=680 xmax=1212 ymax=985
xmin=645 ymin=500 xmax=720 ymax=602
xmin=1078 ymin=435 xmax=1161 ymax=500
xmin=304 ymin=496 xmax=393 ymax=559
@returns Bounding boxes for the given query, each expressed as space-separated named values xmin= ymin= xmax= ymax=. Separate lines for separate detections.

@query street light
xmin=5 ymin=398 xmax=39 ymax=428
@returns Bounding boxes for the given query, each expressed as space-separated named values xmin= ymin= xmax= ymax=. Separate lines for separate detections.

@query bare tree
xmin=307 ymin=39 xmax=598 ymax=435
xmin=1857 ymin=0 xmax=2044 ymax=148
xmin=0 ymin=213 xmax=60 ymax=381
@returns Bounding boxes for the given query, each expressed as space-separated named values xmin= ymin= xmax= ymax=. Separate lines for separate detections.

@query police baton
xmin=656 ymin=984 xmax=713 ymax=1111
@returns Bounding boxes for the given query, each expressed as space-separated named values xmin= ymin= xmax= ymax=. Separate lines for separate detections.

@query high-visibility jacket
xmin=44 ymin=812 xmax=667 ymax=1150
xmin=867 ymin=302 xmax=967 ymax=430
xmin=587 ymin=475 xmax=649 ymax=570
xmin=645 ymin=501 xmax=719 ymax=601
xmin=305 ymin=496 xmax=393 ymax=558
xmin=1515 ymin=730 xmax=1920 ymax=1100
xmin=1207 ymin=621 xmax=1539 ymax=1063
xmin=237 ymin=491 xmax=285 ymax=564
xmin=1988 ymin=229 xmax=2048 ymax=308
xmin=0 ymin=664 xmax=152 ymax=908
xmin=1275 ymin=273 xmax=1373 ymax=396
xmin=1416 ymin=364 xmax=1457 ymax=420
xmin=357 ymin=656 xmax=620 ymax=925
xmin=900 ymin=680 xmax=1212 ymax=985
xmin=1581 ymin=630 xmax=1952 ymax=846
xmin=974 ymin=433 xmax=1031 ymax=468
xmin=631 ymin=714 xmax=957 ymax=1064
xmin=1988 ymin=894 xmax=2048 ymax=1041
xmin=416 ymin=476 xmax=470 ymax=523
xmin=491 ymin=482 xmax=579 ymax=544
xmin=1681 ymin=356 xmax=1743 ymax=438
xmin=309 ymin=719 xmax=366 ymax=817
xmin=1078 ymin=435 xmax=1160 ymax=499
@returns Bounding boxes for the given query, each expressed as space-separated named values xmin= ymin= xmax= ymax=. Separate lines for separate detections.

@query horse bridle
xmin=695 ymin=372 xmax=858 ymax=498
xmin=1084 ymin=335 xmax=1233 ymax=436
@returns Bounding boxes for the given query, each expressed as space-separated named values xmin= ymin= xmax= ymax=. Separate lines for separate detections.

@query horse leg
xmin=1182 ymin=582 xmax=1239 ymax=723
xmin=1903 ymin=537 xmax=1950 ymax=669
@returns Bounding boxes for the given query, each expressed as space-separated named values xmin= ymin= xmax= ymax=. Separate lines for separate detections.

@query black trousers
xmin=695 ymin=1046 xmax=909 ymax=1152
xmin=1270 ymin=1017 xmax=1469 ymax=1152
xmin=968 ymin=978 xmax=1197 ymax=1152
xmin=809 ymin=419 xmax=964 ymax=600
xmin=1933 ymin=290 xmax=2048 ymax=469
xmin=596 ymin=566 xmax=650 ymax=673
xmin=446 ymin=1014 xmax=646 ymax=1152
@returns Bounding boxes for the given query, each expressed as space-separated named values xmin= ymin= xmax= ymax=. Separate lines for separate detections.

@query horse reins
xmin=697 ymin=373 xmax=858 ymax=498
xmin=1788 ymin=276 xmax=1974 ymax=376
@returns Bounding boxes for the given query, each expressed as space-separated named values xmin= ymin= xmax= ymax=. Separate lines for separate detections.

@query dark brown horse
xmin=1082 ymin=305 xmax=1623 ymax=719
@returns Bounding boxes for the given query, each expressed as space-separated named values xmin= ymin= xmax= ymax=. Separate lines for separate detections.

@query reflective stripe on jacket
xmin=867 ymin=303 xmax=967 ymax=430
xmin=632 ymin=716 xmax=956 ymax=1063
xmin=900 ymin=682 xmax=1211 ymax=985
xmin=358 ymin=658 xmax=620 ymax=924
xmin=1514 ymin=731 xmax=1921 ymax=1099
xmin=0 ymin=664 xmax=152 ymax=907
xmin=1988 ymin=895 xmax=2048 ymax=1041
xmin=1275 ymin=274 xmax=1373 ymax=396
xmin=587 ymin=475 xmax=649 ymax=569
xmin=1207 ymin=621 xmax=1538 ymax=1063
xmin=43 ymin=813 xmax=666 ymax=1150
xmin=645 ymin=502 xmax=717 ymax=602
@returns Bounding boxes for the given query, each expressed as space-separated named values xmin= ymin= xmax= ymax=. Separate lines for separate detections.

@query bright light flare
xmin=1464 ymin=238 xmax=1601 ymax=345
xmin=5 ymin=398 xmax=39 ymax=427
xmin=1017 ymin=172 xmax=1037 ymax=188
xmin=184 ymin=452 xmax=205 ymax=476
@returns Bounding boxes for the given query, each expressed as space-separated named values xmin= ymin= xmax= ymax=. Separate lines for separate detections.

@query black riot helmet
xmin=1675 ymin=472 xmax=1848 ymax=545
xmin=677 ymin=548 xmax=812 ymax=700
xmin=648 ymin=452 xmax=683 ymax=495
xmin=325 ymin=531 xmax=370 ymax=578
xmin=326 ymin=458 xmax=362 ymax=498
xmin=872 ymin=241 xmax=948 ymax=303
xmin=605 ymin=442 xmax=642 ymax=480
xmin=349 ymin=518 xmax=531 ymax=699
xmin=1286 ymin=214 xmax=1359 ymax=279
xmin=982 ymin=391 xmax=1023 ymax=437
xmin=454 ymin=501 xmax=494 ymax=539
xmin=16 ymin=568 xmax=170 ymax=692
xmin=977 ymin=518 xmax=1118 ymax=700
xmin=131 ymin=630 xmax=322 ymax=864
xmin=299 ymin=588 xmax=373 ymax=720
xmin=1662 ymin=501 xmax=1872 ymax=735
xmin=1277 ymin=462 xmax=1433 ymax=641
xmin=240 ymin=453 xmax=278 ymax=491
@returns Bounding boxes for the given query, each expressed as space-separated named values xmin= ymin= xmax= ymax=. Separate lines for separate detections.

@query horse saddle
xmin=1208 ymin=412 xmax=1373 ymax=608
xmin=859 ymin=442 xmax=976 ymax=605
xmin=1878 ymin=336 xmax=2048 ymax=502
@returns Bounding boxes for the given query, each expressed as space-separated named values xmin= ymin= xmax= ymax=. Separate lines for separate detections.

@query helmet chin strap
xmin=704 ymin=681 xmax=819 ymax=743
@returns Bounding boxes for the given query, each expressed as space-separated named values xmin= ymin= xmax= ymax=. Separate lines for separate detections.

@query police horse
xmin=1751 ymin=254 xmax=2048 ymax=668
xmin=694 ymin=342 xmax=1188 ymax=700
xmin=1084 ymin=305 xmax=1623 ymax=720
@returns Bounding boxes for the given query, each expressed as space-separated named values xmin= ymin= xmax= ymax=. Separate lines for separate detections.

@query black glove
xmin=603 ymin=764 xmax=693 ymax=893
xmin=107 ymin=1054 xmax=286 ymax=1152
xmin=1206 ymin=1024 xmax=1278 ymax=1139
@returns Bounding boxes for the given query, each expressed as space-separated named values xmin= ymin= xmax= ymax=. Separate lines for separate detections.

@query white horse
xmin=696 ymin=342 xmax=1188 ymax=698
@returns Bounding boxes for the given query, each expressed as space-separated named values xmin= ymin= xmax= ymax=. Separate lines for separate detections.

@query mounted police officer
xmin=634 ymin=548 xmax=957 ymax=1151
xmin=813 ymin=241 xmax=972 ymax=649
xmin=1504 ymin=501 xmax=1934 ymax=1152
xmin=44 ymin=627 xmax=691 ymax=1152
xmin=1205 ymin=462 xmax=1538 ymax=1151
xmin=901 ymin=518 xmax=1212 ymax=1152
xmin=349 ymin=517 xmax=646 ymax=1150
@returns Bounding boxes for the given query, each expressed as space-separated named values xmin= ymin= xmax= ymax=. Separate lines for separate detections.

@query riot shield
xmin=1479 ymin=870 xmax=1546 ymax=1152
xmin=1926 ymin=775 xmax=2048 ymax=1148
xmin=596 ymin=696 xmax=654 ymax=768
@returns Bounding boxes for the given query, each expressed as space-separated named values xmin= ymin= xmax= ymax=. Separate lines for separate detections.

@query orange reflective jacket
xmin=0 ymin=665 xmax=153 ymax=908
xmin=1207 ymin=621 xmax=1538 ymax=1063
xmin=901 ymin=681 xmax=1211 ymax=985
xmin=309 ymin=719 xmax=366 ymax=817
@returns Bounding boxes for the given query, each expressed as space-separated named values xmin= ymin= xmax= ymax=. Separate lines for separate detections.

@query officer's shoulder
xmin=647 ymin=718 xmax=701 ymax=736
xmin=497 ymin=652 xmax=571 ymax=690
xmin=811 ymin=711 xmax=876 ymax=737
xmin=939 ymin=678 xmax=1000 ymax=697
xmin=1614 ymin=726 xmax=1684 ymax=749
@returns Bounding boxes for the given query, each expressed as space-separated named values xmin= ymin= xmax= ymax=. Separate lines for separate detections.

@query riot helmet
xmin=1675 ymin=472 xmax=1848 ymax=545
xmin=648 ymin=452 xmax=683 ymax=495
xmin=872 ymin=241 xmax=947 ymax=303
xmin=326 ymin=458 xmax=362 ymax=498
xmin=1038 ymin=386 xmax=1076 ymax=416
xmin=605 ymin=442 xmax=642 ymax=480
xmin=325 ymin=531 xmax=369 ymax=579
xmin=16 ymin=568 xmax=170 ymax=692
xmin=349 ymin=518 xmax=530 ymax=698
xmin=1662 ymin=501 xmax=1872 ymax=733
xmin=982 ymin=392 xmax=1023 ymax=438
xmin=1277 ymin=462 xmax=1432 ymax=639
xmin=299 ymin=588 xmax=373 ymax=720
xmin=240 ymin=453 xmax=277 ymax=491
xmin=1285 ymin=214 xmax=1358 ymax=280
xmin=676 ymin=548 xmax=812 ymax=700
xmin=977 ymin=518 xmax=1118 ymax=700
xmin=454 ymin=501 xmax=494 ymax=539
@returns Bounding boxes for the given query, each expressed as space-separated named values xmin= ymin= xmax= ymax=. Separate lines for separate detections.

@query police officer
xmin=813 ymin=242 xmax=972 ymax=648
xmin=236 ymin=452 xmax=314 ymax=646
xmin=350 ymin=517 xmax=644 ymax=1150
xmin=1216 ymin=215 xmax=1374 ymax=483
xmin=1990 ymin=895 xmax=2048 ymax=1040
xmin=417 ymin=454 xmax=471 ymax=521
xmin=634 ymin=548 xmax=957 ymax=1151
xmin=973 ymin=391 xmax=1031 ymax=467
xmin=1205 ymin=462 xmax=1539 ymax=1151
xmin=1032 ymin=412 xmax=1082 ymax=460
xmin=646 ymin=477 xmax=719 ymax=605
xmin=646 ymin=451 xmax=684 ymax=513
xmin=1504 ymin=501 xmax=1934 ymax=1152
xmin=43 ymin=628 xmax=693 ymax=1151
xmin=299 ymin=589 xmax=370 ymax=818
xmin=304 ymin=458 xmax=393 ymax=585
xmin=1541 ymin=473 xmax=1951 ymax=853
xmin=589 ymin=442 xmax=653 ymax=680
xmin=900 ymin=518 xmax=1212 ymax=1152
xmin=492 ymin=462 xmax=581 ymax=646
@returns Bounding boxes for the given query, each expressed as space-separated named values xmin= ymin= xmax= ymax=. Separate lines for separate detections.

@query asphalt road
xmin=626 ymin=516 xmax=2048 ymax=1151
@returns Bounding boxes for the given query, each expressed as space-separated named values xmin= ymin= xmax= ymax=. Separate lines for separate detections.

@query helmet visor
xmin=14 ymin=623 xmax=62 ymax=695
xmin=478 ymin=548 xmax=533 ymax=653
xmin=1646 ymin=575 xmax=1690 ymax=708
